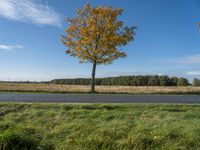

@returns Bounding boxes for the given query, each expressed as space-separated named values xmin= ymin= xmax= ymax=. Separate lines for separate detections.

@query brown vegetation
xmin=0 ymin=83 xmax=199 ymax=94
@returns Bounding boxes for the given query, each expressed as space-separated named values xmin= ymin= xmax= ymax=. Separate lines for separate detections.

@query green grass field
xmin=0 ymin=103 xmax=200 ymax=150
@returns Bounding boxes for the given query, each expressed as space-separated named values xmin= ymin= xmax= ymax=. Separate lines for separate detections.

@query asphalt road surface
xmin=1 ymin=93 xmax=200 ymax=103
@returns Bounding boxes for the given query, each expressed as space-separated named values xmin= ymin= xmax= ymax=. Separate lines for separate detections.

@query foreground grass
xmin=1 ymin=83 xmax=200 ymax=94
xmin=0 ymin=103 xmax=200 ymax=149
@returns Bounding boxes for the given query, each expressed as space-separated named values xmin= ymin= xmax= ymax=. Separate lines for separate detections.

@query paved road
xmin=1 ymin=93 xmax=200 ymax=103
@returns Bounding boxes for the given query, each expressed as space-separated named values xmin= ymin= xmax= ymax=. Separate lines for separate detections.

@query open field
xmin=0 ymin=83 xmax=200 ymax=94
xmin=1 ymin=103 xmax=200 ymax=149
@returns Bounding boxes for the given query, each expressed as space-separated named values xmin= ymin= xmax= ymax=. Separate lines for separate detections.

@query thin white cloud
xmin=177 ymin=54 xmax=200 ymax=65
xmin=186 ymin=71 xmax=200 ymax=75
xmin=0 ymin=0 xmax=61 ymax=27
xmin=0 ymin=44 xmax=23 ymax=52
xmin=150 ymin=54 xmax=200 ymax=65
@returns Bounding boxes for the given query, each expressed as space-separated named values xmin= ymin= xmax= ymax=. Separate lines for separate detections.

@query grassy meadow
xmin=1 ymin=103 xmax=200 ymax=149
xmin=0 ymin=82 xmax=200 ymax=94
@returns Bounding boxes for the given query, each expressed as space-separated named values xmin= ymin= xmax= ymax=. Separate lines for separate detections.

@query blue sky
xmin=0 ymin=0 xmax=200 ymax=81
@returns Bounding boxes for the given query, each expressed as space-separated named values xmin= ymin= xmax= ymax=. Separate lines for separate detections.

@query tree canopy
xmin=62 ymin=4 xmax=135 ymax=64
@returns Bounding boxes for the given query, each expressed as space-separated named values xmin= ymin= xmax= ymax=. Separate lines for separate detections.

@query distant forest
xmin=50 ymin=75 xmax=191 ymax=86
xmin=4 ymin=75 xmax=200 ymax=86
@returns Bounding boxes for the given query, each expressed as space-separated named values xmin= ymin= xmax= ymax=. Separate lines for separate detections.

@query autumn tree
xmin=62 ymin=4 xmax=135 ymax=93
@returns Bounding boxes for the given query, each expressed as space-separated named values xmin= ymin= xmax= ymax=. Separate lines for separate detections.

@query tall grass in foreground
xmin=0 ymin=83 xmax=200 ymax=94
xmin=0 ymin=103 xmax=200 ymax=149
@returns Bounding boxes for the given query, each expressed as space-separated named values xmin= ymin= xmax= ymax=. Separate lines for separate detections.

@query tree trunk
xmin=91 ymin=63 xmax=96 ymax=93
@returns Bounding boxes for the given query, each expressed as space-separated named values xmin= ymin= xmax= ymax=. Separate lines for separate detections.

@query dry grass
xmin=0 ymin=82 xmax=199 ymax=94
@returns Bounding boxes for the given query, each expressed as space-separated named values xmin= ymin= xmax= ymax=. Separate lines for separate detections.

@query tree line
xmin=193 ymin=78 xmax=200 ymax=86
xmin=50 ymin=75 xmax=190 ymax=86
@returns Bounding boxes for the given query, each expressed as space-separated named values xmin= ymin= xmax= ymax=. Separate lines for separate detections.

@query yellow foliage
xmin=62 ymin=3 xmax=136 ymax=64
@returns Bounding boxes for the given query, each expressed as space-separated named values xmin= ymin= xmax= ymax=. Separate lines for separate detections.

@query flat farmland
xmin=0 ymin=83 xmax=200 ymax=94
